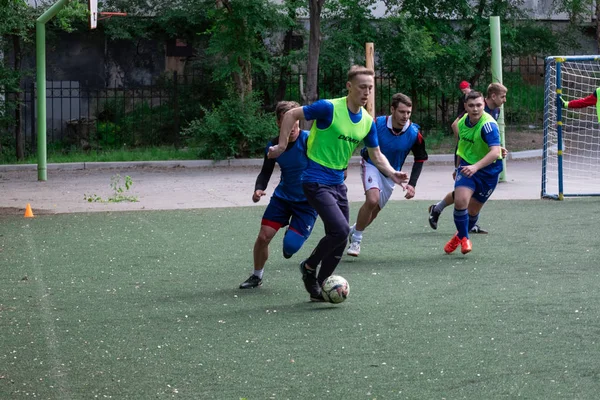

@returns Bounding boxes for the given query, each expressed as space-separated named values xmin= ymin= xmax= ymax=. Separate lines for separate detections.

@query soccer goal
xmin=543 ymin=56 xmax=600 ymax=199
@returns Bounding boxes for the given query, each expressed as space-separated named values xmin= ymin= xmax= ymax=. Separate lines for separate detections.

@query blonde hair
xmin=486 ymin=83 xmax=508 ymax=98
xmin=347 ymin=65 xmax=374 ymax=82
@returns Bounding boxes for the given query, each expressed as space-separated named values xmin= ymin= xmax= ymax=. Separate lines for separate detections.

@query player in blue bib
xmin=239 ymin=101 xmax=318 ymax=289
xmin=347 ymin=93 xmax=428 ymax=257
xmin=444 ymin=91 xmax=503 ymax=254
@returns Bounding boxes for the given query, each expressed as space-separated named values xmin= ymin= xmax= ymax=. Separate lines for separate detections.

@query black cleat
xmin=310 ymin=290 xmax=326 ymax=302
xmin=469 ymin=224 xmax=488 ymax=234
xmin=239 ymin=274 xmax=262 ymax=289
xmin=283 ymin=250 xmax=293 ymax=259
xmin=299 ymin=259 xmax=320 ymax=297
xmin=428 ymin=204 xmax=441 ymax=230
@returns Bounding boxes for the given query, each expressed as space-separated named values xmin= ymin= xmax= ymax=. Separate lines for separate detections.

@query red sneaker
xmin=444 ymin=234 xmax=461 ymax=254
xmin=460 ymin=237 xmax=472 ymax=254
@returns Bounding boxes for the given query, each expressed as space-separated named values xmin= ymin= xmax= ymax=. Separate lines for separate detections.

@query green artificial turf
xmin=1 ymin=199 xmax=599 ymax=399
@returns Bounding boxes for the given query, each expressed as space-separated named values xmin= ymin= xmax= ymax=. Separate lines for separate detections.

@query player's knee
xmin=338 ymin=223 xmax=351 ymax=241
xmin=364 ymin=190 xmax=380 ymax=209
xmin=365 ymin=196 xmax=379 ymax=209
xmin=283 ymin=229 xmax=306 ymax=256
xmin=257 ymin=229 xmax=275 ymax=245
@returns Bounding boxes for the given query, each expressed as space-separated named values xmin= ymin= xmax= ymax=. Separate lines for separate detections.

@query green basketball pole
xmin=490 ymin=16 xmax=506 ymax=181
xmin=36 ymin=0 xmax=69 ymax=181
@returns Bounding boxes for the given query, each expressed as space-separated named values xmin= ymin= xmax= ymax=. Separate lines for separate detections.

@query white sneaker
xmin=347 ymin=241 xmax=361 ymax=257
xmin=348 ymin=224 xmax=356 ymax=244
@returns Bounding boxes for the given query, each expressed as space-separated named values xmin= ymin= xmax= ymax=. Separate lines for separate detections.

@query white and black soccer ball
xmin=321 ymin=275 xmax=349 ymax=304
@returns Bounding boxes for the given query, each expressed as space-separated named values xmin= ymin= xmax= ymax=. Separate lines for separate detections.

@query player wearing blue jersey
xmin=429 ymin=83 xmax=507 ymax=233
xmin=444 ymin=90 xmax=503 ymax=254
xmin=347 ymin=93 xmax=428 ymax=257
xmin=268 ymin=66 xmax=408 ymax=302
xmin=239 ymin=101 xmax=318 ymax=289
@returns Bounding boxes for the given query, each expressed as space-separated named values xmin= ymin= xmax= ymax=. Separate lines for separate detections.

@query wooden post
xmin=365 ymin=42 xmax=375 ymax=118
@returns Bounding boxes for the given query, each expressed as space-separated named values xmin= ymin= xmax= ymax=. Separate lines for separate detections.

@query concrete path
xmin=0 ymin=155 xmax=543 ymax=215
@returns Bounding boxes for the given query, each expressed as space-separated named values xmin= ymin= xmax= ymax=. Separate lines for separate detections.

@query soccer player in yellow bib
xmin=268 ymin=65 xmax=409 ymax=302
xmin=444 ymin=90 xmax=503 ymax=255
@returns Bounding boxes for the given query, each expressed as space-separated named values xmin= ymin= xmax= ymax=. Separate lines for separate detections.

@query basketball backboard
xmin=89 ymin=0 xmax=98 ymax=29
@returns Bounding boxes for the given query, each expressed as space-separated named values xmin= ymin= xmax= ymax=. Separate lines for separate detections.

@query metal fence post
xmin=173 ymin=70 xmax=180 ymax=147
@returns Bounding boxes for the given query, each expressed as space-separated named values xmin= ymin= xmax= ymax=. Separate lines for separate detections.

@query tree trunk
xmin=217 ymin=0 xmax=253 ymax=101
xmin=596 ymin=0 xmax=600 ymax=53
xmin=232 ymin=55 xmax=252 ymax=102
xmin=304 ymin=0 xmax=324 ymax=105
xmin=302 ymin=0 xmax=324 ymax=129
xmin=13 ymin=35 xmax=24 ymax=161
xmin=274 ymin=27 xmax=294 ymax=104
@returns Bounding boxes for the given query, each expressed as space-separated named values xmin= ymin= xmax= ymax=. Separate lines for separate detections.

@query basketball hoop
xmin=98 ymin=12 xmax=128 ymax=21
xmin=89 ymin=0 xmax=126 ymax=29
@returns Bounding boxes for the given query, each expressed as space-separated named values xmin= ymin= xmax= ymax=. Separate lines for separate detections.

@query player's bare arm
xmin=451 ymin=118 xmax=460 ymax=138
xmin=367 ymin=146 xmax=408 ymax=185
xmin=268 ymin=107 xmax=305 ymax=159
xmin=459 ymin=145 xmax=502 ymax=177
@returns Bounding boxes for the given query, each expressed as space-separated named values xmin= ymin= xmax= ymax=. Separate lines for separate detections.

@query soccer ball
xmin=321 ymin=275 xmax=349 ymax=304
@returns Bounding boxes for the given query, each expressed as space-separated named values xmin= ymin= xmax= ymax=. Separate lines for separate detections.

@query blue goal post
xmin=542 ymin=55 xmax=600 ymax=199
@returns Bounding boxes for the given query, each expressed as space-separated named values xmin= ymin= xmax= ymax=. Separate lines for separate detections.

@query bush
xmin=184 ymin=91 xmax=277 ymax=160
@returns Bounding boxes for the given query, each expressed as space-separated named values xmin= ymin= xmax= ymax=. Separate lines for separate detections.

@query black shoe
xmin=310 ymin=291 xmax=326 ymax=302
xmin=469 ymin=224 xmax=488 ymax=234
xmin=239 ymin=274 xmax=262 ymax=289
xmin=283 ymin=250 xmax=293 ymax=259
xmin=299 ymin=259 xmax=320 ymax=297
xmin=428 ymin=204 xmax=441 ymax=230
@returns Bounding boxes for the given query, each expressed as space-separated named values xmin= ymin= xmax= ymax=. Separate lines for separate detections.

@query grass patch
xmin=0 ymin=146 xmax=199 ymax=165
xmin=1 ymin=199 xmax=599 ymax=398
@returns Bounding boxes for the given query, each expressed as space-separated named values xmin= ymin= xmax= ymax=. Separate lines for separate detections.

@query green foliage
xmin=201 ymin=0 xmax=294 ymax=89
xmin=376 ymin=15 xmax=444 ymax=93
xmin=95 ymin=95 xmax=174 ymax=148
xmin=501 ymin=72 xmax=545 ymax=125
xmin=183 ymin=90 xmax=276 ymax=160
xmin=319 ymin=0 xmax=379 ymax=71
xmin=53 ymin=0 xmax=89 ymax=32
xmin=84 ymin=174 xmax=138 ymax=202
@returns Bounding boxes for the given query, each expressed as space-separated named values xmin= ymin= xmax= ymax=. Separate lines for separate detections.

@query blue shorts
xmin=454 ymin=169 xmax=500 ymax=204
xmin=262 ymin=196 xmax=318 ymax=238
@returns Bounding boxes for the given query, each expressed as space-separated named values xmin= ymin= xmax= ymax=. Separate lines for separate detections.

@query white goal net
xmin=543 ymin=56 xmax=600 ymax=199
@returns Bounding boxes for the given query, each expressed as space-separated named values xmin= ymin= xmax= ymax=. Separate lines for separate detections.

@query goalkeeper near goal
xmin=560 ymin=89 xmax=600 ymax=121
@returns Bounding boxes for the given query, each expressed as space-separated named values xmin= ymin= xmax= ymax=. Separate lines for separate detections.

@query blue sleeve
xmin=481 ymin=122 xmax=501 ymax=147
xmin=264 ymin=140 xmax=274 ymax=156
xmin=363 ymin=121 xmax=379 ymax=148
xmin=303 ymin=100 xmax=334 ymax=130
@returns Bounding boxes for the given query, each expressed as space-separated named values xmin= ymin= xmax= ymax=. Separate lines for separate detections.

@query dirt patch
xmin=427 ymin=128 xmax=544 ymax=154
xmin=505 ymin=129 xmax=544 ymax=151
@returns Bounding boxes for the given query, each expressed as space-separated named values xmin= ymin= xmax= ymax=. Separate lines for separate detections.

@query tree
xmin=376 ymin=0 xmax=561 ymax=130
xmin=0 ymin=0 xmax=87 ymax=161
xmin=0 ymin=0 xmax=34 ymax=160
xmin=205 ymin=0 xmax=293 ymax=101
xmin=303 ymin=0 xmax=325 ymax=106
xmin=551 ymin=0 xmax=600 ymax=52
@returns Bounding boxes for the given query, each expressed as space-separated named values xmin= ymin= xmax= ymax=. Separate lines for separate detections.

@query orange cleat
xmin=460 ymin=237 xmax=472 ymax=254
xmin=444 ymin=234 xmax=461 ymax=254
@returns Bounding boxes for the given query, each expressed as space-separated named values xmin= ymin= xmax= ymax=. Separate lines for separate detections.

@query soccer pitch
xmin=1 ymin=199 xmax=599 ymax=399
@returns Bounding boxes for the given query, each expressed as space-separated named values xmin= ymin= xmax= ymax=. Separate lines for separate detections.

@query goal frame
xmin=542 ymin=55 xmax=600 ymax=200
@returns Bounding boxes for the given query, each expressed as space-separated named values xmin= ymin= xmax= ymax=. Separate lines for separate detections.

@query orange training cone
xmin=24 ymin=203 xmax=34 ymax=218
